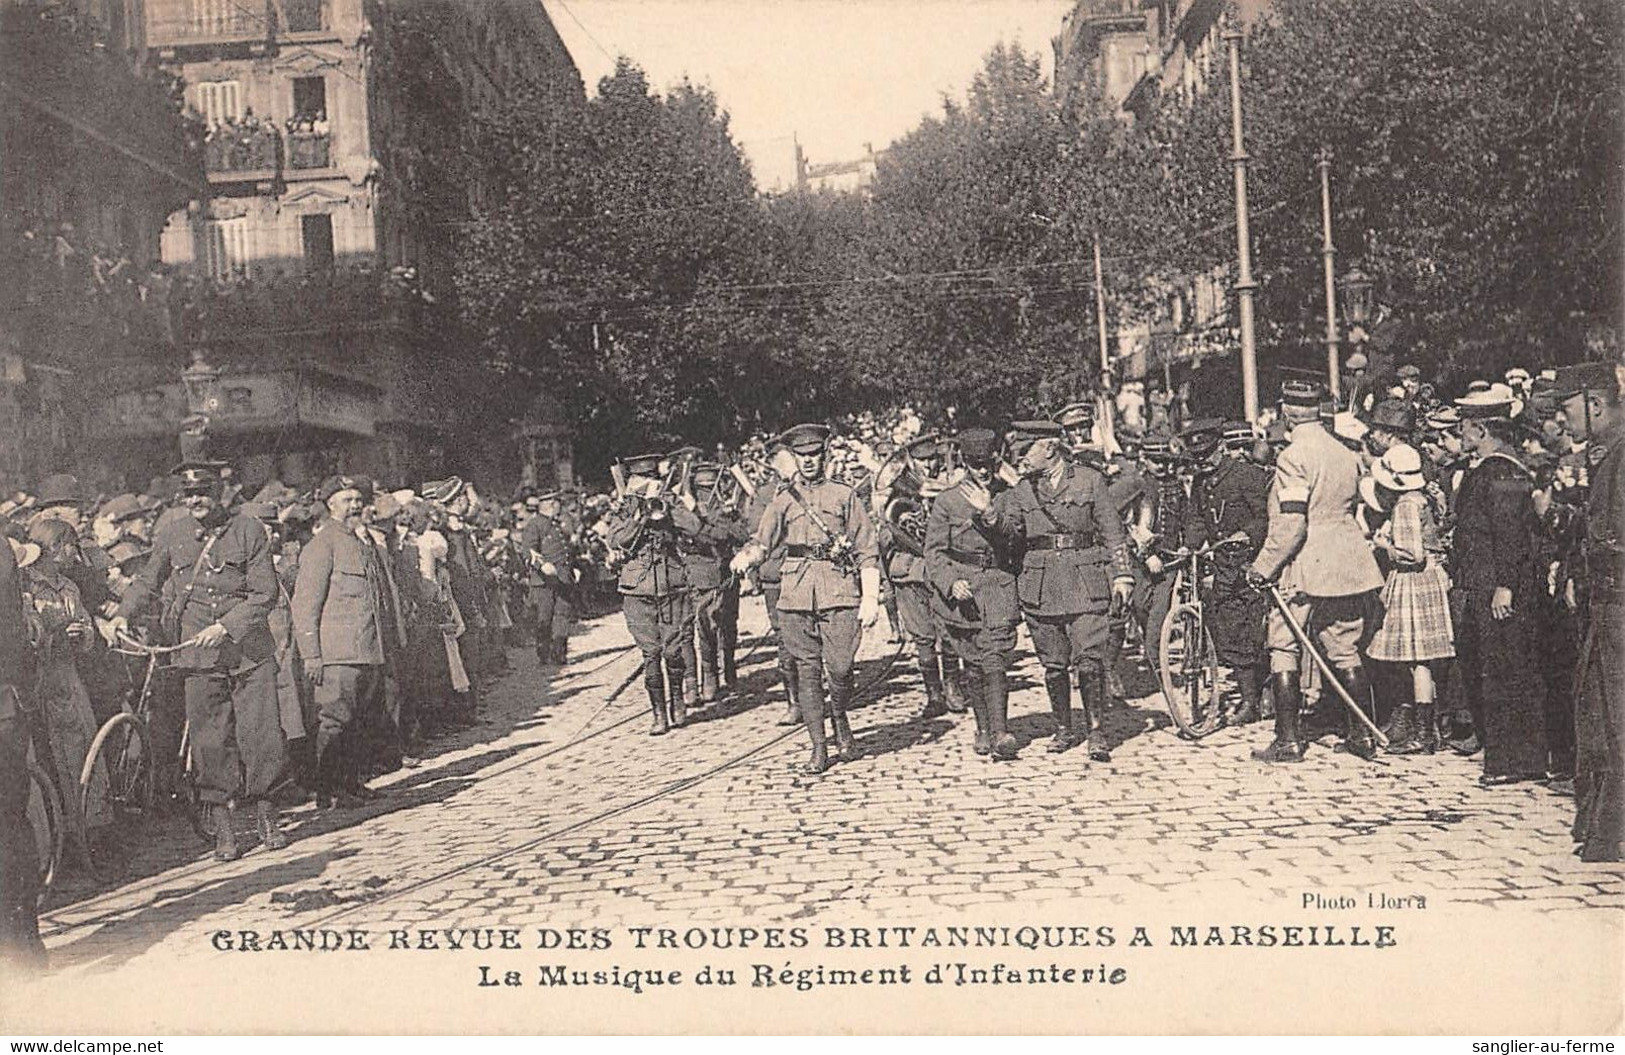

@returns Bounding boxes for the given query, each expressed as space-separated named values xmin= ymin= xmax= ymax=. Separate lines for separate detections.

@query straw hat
xmin=1370 ymin=443 xmax=1426 ymax=492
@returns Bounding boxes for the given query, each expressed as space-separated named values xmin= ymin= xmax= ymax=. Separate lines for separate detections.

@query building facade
xmin=84 ymin=0 xmax=583 ymax=491
xmin=1052 ymin=0 xmax=1150 ymax=118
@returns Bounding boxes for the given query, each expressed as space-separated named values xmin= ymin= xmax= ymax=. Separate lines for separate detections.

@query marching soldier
xmin=744 ymin=441 xmax=801 ymax=725
xmin=925 ymin=428 xmax=1020 ymax=760
xmin=110 ymin=455 xmax=288 ymax=859
xmin=973 ymin=420 xmax=1134 ymax=761
xmin=1179 ymin=418 xmax=1271 ymax=725
xmin=520 ymin=489 xmax=575 ymax=670
xmin=604 ymin=453 xmax=702 ymax=735
xmin=1246 ymin=380 xmax=1386 ymax=762
xmin=682 ymin=461 xmax=750 ymax=704
xmin=731 ymin=423 xmax=882 ymax=774
xmin=877 ymin=434 xmax=956 ymax=719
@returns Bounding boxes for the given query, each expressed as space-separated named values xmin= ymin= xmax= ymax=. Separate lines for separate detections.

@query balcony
xmin=286 ymin=130 xmax=330 ymax=171
xmin=203 ymin=121 xmax=281 ymax=185
xmin=176 ymin=265 xmax=431 ymax=345
xmin=146 ymin=0 xmax=271 ymax=50
xmin=92 ymin=366 xmax=384 ymax=441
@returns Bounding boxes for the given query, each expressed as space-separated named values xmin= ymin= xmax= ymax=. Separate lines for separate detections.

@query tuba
xmin=875 ymin=452 xmax=929 ymax=556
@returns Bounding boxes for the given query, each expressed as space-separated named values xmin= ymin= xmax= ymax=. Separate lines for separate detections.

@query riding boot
xmin=915 ymin=644 xmax=948 ymax=719
xmin=941 ymin=651 xmax=968 ymax=713
xmin=965 ymin=673 xmax=992 ymax=756
xmin=212 ymin=802 xmax=241 ymax=862
xmin=1384 ymin=705 xmax=1424 ymax=755
xmin=645 ymin=659 xmax=669 ymax=736
xmin=721 ymin=637 xmax=738 ymax=689
xmin=1252 ymin=671 xmax=1306 ymax=763
xmin=667 ymin=652 xmax=689 ymax=728
xmin=830 ymin=673 xmax=859 ymax=762
xmin=795 ymin=660 xmax=829 ymax=774
xmin=985 ymin=665 xmax=1019 ymax=760
xmin=1077 ymin=665 xmax=1112 ymax=762
xmin=699 ymin=658 xmax=719 ymax=704
xmin=1045 ymin=670 xmax=1077 ymax=753
xmin=1338 ymin=665 xmax=1378 ymax=760
xmin=255 ymin=799 xmax=288 ymax=850
xmin=777 ymin=655 xmax=802 ymax=726
xmin=1231 ymin=665 xmax=1263 ymax=725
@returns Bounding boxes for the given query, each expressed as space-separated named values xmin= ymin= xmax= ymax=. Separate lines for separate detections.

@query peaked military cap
xmin=779 ymin=423 xmax=833 ymax=453
xmin=1545 ymin=361 xmax=1618 ymax=401
xmin=1053 ymin=401 xmax=1095 ymax=429
xmin=420 ymin=477 xmax=467 ymax=504
xmin=1140 ymin=436 xmax=1176 ymax=459
xmin=1221 ymin=421 xmax=1256 ymax=447
xmin=1009 ymin=420 xmax=1063 ymax=439
xmin=1280 ymin=379 xmax=1327 ymax=407
xmin=174 ymin=463 xmax=224 ymax=492
xmin=1179 ymin=417 xmax=1226 ymax=457
xmin=953 ymin=428 xmax=1000 ymax=463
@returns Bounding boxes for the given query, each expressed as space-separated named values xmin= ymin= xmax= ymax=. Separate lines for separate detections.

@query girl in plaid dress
xmin=1364 ymin=444 xmax=1454 ymax=754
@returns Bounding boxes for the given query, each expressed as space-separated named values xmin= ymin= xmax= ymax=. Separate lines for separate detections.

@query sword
xmin=1264 ymin=583 xmax=1389 ymax=748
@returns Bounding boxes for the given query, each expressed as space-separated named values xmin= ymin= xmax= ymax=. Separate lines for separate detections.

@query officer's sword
xmin=1264 ymin=584 xmax=1389 ymax=748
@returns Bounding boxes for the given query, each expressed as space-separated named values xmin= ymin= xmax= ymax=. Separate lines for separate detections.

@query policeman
xmin=520 ymin=489 xmax=575 ymax=671
xmin=877 ymin=433 xmax=955 ymax=719
xmin=732 ymin=423 xmax=882 ymax=774
xmin=744 ymin=441 xmax=801 ymax=725
xmin=1246 ymin=380 xmax=1386 ymax=762
xmin=974 ymin=421 xmax=1134 ymax=760
xmin=682 ymin=461 xmax=750 ymax=704
xmin=1179 ymin=418 xmax=1271 ymax=724
xmin=604 ymin=454 xmax=702 ymax=735
xmin=925 ymin=428 xmax=1020 ymax=760
xmin=1552 ymin=361 xmax=1622 ymax=860
xmin=1220 ymin=421 xmax=1257 ymax=462
xmin=111 ymin=457 xmax=287 ymax=859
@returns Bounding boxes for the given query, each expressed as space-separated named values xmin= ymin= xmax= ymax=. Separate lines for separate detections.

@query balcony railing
xmin=204 ymin=123 xmax=281 ymax=179
xmin=145 ymin=0 xmax=271 ymax=47
xmin=287 ymin=130 xmax=330 ymax=170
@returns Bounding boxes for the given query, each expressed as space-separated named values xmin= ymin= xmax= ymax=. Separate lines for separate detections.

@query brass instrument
xmin=874 ymin=451 xmax=930 ymax=556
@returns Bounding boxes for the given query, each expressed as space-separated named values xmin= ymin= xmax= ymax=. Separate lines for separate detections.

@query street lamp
xmin=1339 ymin=267 xmax=1374 ymax=338
xmin=181 ymin=349 xmax=222 ymax=418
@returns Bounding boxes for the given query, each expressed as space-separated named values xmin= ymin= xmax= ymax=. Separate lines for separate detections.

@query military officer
xmin=681 ymin=460 xmax=750 ymax=704
xmin=877 ymin=433 xmax=956 ymax=719
xmin=925 ymin=428 xmax=1020 ymax=760
xmin=976 ymin=420 xmax=1134 ymax=760
xmin=1179 ymin=418 xmax=1271 ymax=724
xmin=731 ymin=423 xmax=882 ymax=774
xmin=604 ymin=453 xmax=703 ymax=735
xmin=111 ymin=457 xmax=288 ymax=859
xmin=1221 ymin=421 xmax=1257 ymax=461
xmin=744 ymin=441 xmax=801 ymax=725
xmin=520 ymin=489 xmax=575 ymax=671
xmin=1246 ymin=380 xmax=1386 ymax=762
xmin=1553 ymin=361 xmax=1624 ymax=861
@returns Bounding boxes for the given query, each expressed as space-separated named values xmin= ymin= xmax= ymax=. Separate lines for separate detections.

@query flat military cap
xmin=99 ymin=493 xmax=147 ymax=524
xmin=1367 ymin=398 xmax=1416 ymax=433
xmin=1053 ymin=401 xmax=1095 ymax=429
xmin=35 ymin=473 xmax=86 ymax=508
xmin=1545 ymin=361 xmax=1618 ymax=401
xmin=618 ymin=453 xmax=664 ymax=476
xmin=1180 ymin=417 xmax=1226 ymax=456
xmin=953 ymin=428 xmax=1000 ymax=463
xmin=1396 ymin=364 xmax=1422 ymax=379
xmin=420 ymin=477 xmax=467 ymax=504
xmin=1140 ymin=436 xmax=1176 ymax=459
xmin=1280 ymin=379 xmax=1327 ymax=407
xmin=779 ymin=423 xmax=833 ymax=453
xmin=316 ymin=474 xmax=373 ymax=503
xmin=1221 ymin=421 xmax=1256 ymax=448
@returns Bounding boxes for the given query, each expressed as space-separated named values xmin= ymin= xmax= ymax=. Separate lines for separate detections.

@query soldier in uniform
xmin=1553 ymin=361 xmax=1623 ymax=859
xmin=1179 ymin=418 xmax=1271 ymax=724
xmin=520 ymin=489 xmax=575 ymax=672
xmin=110 ymin=456 xmax=288 ymax=859
xmin=1129 ymin=435 xmax=1187 ymax=682
xmin=681 ymin=460 xmax=750 ymax=704
xmin=976 ymin=420 xmax=1134 ymax=760
xmin=877 ymin=434 xmax=956 ymax=719
xmin=925 ymin=428 xmax=1020 ymax=760
xmin=1246 ymin=380 xmax=1386 ymax=762
xmin=731 ymin=423 xmax=882 ymax=774
xmin=292 ymin=476 xmax=399 ymax=809
xmin=744 ymin=441 xmax=800 ymax=725
xmin=604 ymin=453 xmax=702 ymax=735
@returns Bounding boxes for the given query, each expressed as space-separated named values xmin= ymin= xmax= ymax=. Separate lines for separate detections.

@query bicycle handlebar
xmin=112 ymin=630 xmax=201 ymax=656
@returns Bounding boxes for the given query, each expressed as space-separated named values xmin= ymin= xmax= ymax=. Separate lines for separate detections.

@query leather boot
xmin=1384 ymin=704 xmax=1423 ymax=755
xmin=213 ymin=802 xmax=241 ymax=862
xmin=915 ymin=645 xmax=948 ymax=719
xmin=830 ymin=674 xmax=859 ymax=763
xmin=796 ymin=661 xmax=829 ymax=775
xmin=255 ymin=799 xmax=288 ymax=850
xmin=721 ymin=641 xmax=737 ymax=689
xmin=777 ymin=657 xmax=802 ymax=725
xmin=1231 ymin=666 xmax=1262 ymax=725
xmin=699 ymin=659 xmax=719 ymax=704
xmin=941 ymin=652 xmax=968 ymax=713
xmin=984 ymin=665 xmax=1018 ymax=760
xmin=1252 ymin=671 xmax=1306 ymax=763
xmin=1045 ymin=670 xmax=1077 ymax=753
xmin=1338 ymin=666 xmax=1378 ymax=760
xmin=645 ymin=660 xmax=669 ymax=736
xmin=964 ymin=674 xmax=992 ymax=756
xmin=1077 ymin=666 xmax=1112 ymax=762
xmin=1416 ymin=703 xmax=1439 ymax=754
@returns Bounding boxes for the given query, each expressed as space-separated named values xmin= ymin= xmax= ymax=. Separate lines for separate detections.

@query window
xmin=301 ymin=214 xmax=334 ymax=271
xmin=203 ymin=217 xmax=252 ymax=279
xmin=193 ymin=80 xmax=243 ymax=126
xmin=292 ymin=76 xmax=326 ymax=121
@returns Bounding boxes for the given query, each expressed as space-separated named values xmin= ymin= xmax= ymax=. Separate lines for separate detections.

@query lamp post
xmin=1339 ymin=267 xmax=1374 ymax=344
xmin=180 ymin=349 xmax=222 ymax=419
xmin=1316 ymin=148 xmax=1340 ymax=403
xmin=1223 ymin=16 xmax=1260 ymax=424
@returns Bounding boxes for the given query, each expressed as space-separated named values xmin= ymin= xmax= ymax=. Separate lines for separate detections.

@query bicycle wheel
xmin=82 ymin=711 xmax=155 ymax=827
xmin=1158 ymin=602 xmax=1224 ymax=738
xmin=26 ymin=760 xmax=64 ymax=908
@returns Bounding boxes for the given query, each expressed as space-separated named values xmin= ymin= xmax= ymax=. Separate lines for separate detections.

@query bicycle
xmin=13 ymin=684 xmax=65 ymax=909
xmin=81 ymin=631 xmax=209 ymax=847
xmin=1155 ymin=539 xmax=1246 ymax=739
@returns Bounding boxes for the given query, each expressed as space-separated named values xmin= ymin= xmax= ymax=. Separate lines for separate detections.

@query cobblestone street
xmin=25 ymin=594 xmax=1621 ymax=984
